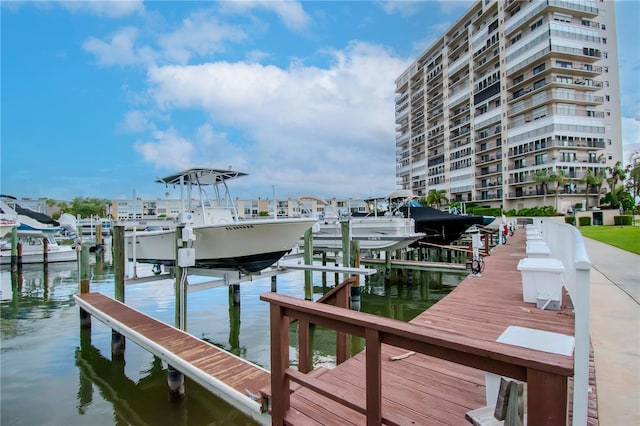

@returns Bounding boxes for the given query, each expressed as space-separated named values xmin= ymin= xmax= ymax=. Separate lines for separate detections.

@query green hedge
xmin=578 ymin=216 xmax=591 ymax=226
xmin=613 ymin=215 xmax=633 ymax=226
xmin=564 ymin=216 xmax=576 ymax=225
xmin=467 ymin=205 xmax=558 ymax=217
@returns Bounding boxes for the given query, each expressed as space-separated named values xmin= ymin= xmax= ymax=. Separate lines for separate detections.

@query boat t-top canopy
xmin=155 ymin=168 xmax=248 ymax=186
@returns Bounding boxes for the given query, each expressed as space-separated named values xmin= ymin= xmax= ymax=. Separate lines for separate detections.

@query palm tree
xmin=551 ymin=169 xmax=568 ymax=211
xmin=533 ymin=169 xmax=552 ymax=206
xmin=625 ymin=160 xmax=640 ymax=198
xmin=607 ymin=161 xmax=626 ymax=192
xmin=580 ymin=169 xmax=603 ymax=210
xmin=426 ymin=189 xmax=448 ymax=209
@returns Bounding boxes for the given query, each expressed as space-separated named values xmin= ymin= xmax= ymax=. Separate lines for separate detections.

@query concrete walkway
xmin=584 ymin=237 xmax=640 ymax=426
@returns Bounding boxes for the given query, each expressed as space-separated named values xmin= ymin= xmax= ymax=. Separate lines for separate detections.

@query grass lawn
xmin=579 ymin=225 xmax=640 ymax=254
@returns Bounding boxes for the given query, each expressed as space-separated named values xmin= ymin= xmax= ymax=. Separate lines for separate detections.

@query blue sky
xmin=1 ymin=0 xmax=639 ymax=202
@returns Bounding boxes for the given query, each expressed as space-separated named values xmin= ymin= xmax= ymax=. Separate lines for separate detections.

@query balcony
xmin=508 ymin=90 xmax=604 ymax=115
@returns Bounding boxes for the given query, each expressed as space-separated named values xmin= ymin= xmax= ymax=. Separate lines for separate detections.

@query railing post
xmin=270 ymin=303 xmax=290 ymax=425
xmin=527 ymin=369 xmax=568 ymax=425
xmin=298 ymin=320 xmax=311 ymax=374
xmin=365 ymin=328 xmax=382 ymax=426
xmin=336 ymin=282 xmax=350 ymax=364
xmin=572 ymin=260 xmax=591 ymax=425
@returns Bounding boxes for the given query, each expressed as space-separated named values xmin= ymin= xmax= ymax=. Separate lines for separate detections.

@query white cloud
xmin=133 ymin=127 xmax=194 ymax=169
xmin=141 ymin=41 xmax=411 ymax=198
xmin=83 ymin=26 xmax=156 ymax=66
xmin=60 ymin=0 xmax=144 ymax=18
xmin=219 ymin=1 xmax=311 ymax=32
xmin=118 ymin=110 xmax=155 ymax=133
xmin=377 ymin=0 xmax=422 ymax=17
xmin=158 ymin=10 xmax=248 ymax=64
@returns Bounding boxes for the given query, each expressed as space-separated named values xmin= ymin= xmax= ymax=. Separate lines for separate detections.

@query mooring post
xmin=167 ymin=364 xmax=185 ymax=402
xmin=17 ymin=242 xmax=23 ymax=267
xmin=112 ymin=225 xmax=126 ymax=358
xmin=303 ymin=227 xmax=313 ymax=300
xmin=350 ymin=240 xmax=361 ymax=311
xmin=229 ymin=282 xmax=240 ymax=306
xmin=228 ymin=295 xmax=241 ymax=350
xmin=174 ymin=225 xmax=187 ymax=329
xmin=113 ymin=225 xmax=125 ymax=302
xmin=167 ymin=225 xmax=187 ymax=402
xmin=42 ymin=236 xmax=49 ymax=264
xmin=10 ymin=227 xmax=18 ymax=271
xmin=270 ymin=275 xmax=277 ymax=292
xmin=340 ymin=220 xmax=351 ymax=282
xmin=384 ymin=251 xmax=391 ymax=281
xmin=79 ymin=243 xmax=91 ymax=329
xmin=96 ymin=223 xmax=103 ymax=247
xmin=321 ymin=252 xmax=327 ymax=288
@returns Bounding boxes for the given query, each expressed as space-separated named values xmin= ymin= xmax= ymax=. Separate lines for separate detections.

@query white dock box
xmin=526 ymin=241 xmax=551 ymax=258
xmin=516 ymin=257 xmax=565 ymax=303
xmin=485 ymin=326 xmax=575 ymax=404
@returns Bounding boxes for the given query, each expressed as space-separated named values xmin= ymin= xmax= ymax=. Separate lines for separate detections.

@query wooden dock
xmin=261 ymin=231 xmax=591 ymax=425
xmin=73 ymin=292 xmax=271 ymax=425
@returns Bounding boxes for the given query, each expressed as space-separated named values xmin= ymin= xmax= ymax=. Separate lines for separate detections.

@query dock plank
xmin=74 ymin=292 xmax=271 ymax=424
xmin=283 ymin=231 xmax=586 ymax=424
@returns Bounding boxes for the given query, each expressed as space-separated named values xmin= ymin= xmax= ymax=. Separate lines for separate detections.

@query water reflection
xmin=75 ymin=327 xmax=256 ymax=425
xmin=0 ymin=255 xmax=466 ymax=425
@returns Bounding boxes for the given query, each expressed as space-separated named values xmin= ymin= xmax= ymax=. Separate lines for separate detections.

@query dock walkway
xmin=73 ymin=292 xmax=271 ymax=425
xmin=262 ymin=231 xmax=588 ymax=425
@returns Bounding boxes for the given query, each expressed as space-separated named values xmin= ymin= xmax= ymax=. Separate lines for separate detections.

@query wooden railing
xmin=260 ymin=292 xmax=574 ymax=426
xmin=297 ymin=276 xmax=355 ymax=373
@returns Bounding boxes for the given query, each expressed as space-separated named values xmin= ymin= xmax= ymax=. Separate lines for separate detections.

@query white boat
xmin=125 ymin=168 xmax=317 ymax=274
xmin=296 ymin=195 xmax=425 ymax=252
xmin=0 ymin=202 xmax=19 ymax=238
xmin=0 ymin=195 xmax=61 ymax=236
xmin=0 ymin=234 xmax=77 ymax=264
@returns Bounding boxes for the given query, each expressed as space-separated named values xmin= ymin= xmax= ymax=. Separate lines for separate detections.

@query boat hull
xmin=0 ymin=246 xmax=77 ymax=264
xmin=308 ymin=217 xmax=425 ymax=252
xmin=126 ymin=218 xmax=315 ymax=273
xmin=399 ymin=206 xmax=485 ymax=245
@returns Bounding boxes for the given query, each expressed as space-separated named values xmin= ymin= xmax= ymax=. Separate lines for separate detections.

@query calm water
xmin=0 ymin=252 xmax=467 ymax=425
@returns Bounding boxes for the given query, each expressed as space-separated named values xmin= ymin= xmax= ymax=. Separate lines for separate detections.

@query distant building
xmin=395 ymin=0 xmax=622 ymax=212
xmin=110 ymin=197 xmax=368 ymax=220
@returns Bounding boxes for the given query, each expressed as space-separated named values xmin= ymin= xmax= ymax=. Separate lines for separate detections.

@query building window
xmin=530 ymin=19 xmax=543 ymax=31
xmin=533 ymin=63 xmax=546 ymax=74
xmin=533 ymin=78 xmax=546 ymax=90
xmin=602 ymin=37 xmax=607 ymax=44
xmin=601 ymin=24 xmax=606 ymax=30
xmin=606 ymin=95 xmax=610 ymax=101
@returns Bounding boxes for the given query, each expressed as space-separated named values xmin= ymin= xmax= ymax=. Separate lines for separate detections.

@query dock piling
xmin=10 ymin=227 xmax=18 ymax=271
xmin=79 ymin=244 xmax=91 ymax=329
xmin=350 ymin=241 xmax=361 ymax=311
xmin=43 ymin=236 xmax=48 ymax=264
xmin=167 ymin=364 xmax=185 ymax=402
xmin=111 ymin=225 xmax=126 ymax=356
xmin=303 ymin=228 xmax=313 ymax=300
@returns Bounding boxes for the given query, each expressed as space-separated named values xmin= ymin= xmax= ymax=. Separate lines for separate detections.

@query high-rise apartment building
xmin=395 ymin=0 xmax=622 ymax=212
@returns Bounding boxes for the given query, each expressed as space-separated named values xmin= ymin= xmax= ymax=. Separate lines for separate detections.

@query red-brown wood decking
xmin=74 ymin=292 xmax=271 ymax=419
xmin=264 ymin=231 xmax=593 ymax=425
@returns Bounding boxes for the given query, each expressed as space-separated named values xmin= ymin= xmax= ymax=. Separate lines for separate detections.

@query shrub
xmin=613 ymin=215 xmax=633 ymax=226
xmin=578 ymin=216 xmax=591 ymax=226
xmin=564 ymin=216 xmax=576 ymax=225
xmin=575 ymin=202 xmax=583 ymax=209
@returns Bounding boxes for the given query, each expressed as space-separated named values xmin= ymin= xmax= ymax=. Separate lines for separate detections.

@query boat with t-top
xmin=124 ymin=168 xmax=317 ymax=274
